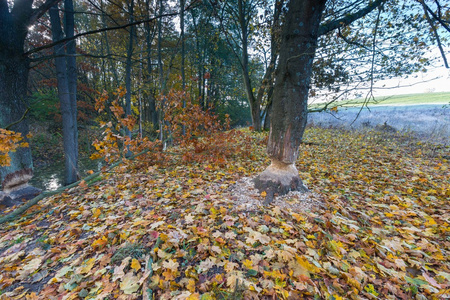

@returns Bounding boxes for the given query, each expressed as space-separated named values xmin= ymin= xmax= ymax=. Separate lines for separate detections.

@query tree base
xmin=253 ymin=161 xmax=308 ymax=205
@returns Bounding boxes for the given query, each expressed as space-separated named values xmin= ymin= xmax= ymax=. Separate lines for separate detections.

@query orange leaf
xmin=92 ymin=236 xmax=108 ymax=250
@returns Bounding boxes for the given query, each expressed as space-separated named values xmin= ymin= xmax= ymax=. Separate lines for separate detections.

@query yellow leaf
xmin=79 ymin=258 xmax=96 ymax=274
xmin=131 ymin=259 xmax=141 ymax=272
xmin=187 ymin=293 xmax=200 ymax=300
xmin=93 ymin=208 xmax=101 ymax=219
xmin=187 ymin=278 xmax=196 ymax=293
xmin=243 ymin=259 xmax=253 ymax=269
xmin=261 ymin=191 xmax=267 ymax=197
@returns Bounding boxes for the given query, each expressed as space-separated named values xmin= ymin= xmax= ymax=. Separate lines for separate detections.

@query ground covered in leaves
xmin=0 ymin=127 xmax=449 ymax=299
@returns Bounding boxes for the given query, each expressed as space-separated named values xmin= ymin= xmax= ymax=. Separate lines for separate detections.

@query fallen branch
xmin=0 ymin=149 xmax=149 ymax=225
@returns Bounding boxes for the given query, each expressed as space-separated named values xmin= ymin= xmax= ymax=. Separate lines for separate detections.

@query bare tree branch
xmin=419 ymin=0 xmax=448 ymax=68
xmin=319 ymin=0 xmax=386 ymax=36
xmin=5 ymin=108 xmax=30 ymax=130
xmin=25 ymin=12 xmax=179 ymax=56
xmin=421 ymin=0 xmax=450 ymax=32
xmin=29 ymin=0 xmax=62 ymax=26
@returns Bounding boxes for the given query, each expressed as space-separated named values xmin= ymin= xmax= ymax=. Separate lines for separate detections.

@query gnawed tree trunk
xmin=254 ymin=0 xmax=327 ymax=204
xmin=0 ymin=1 xmax=34 ymax=182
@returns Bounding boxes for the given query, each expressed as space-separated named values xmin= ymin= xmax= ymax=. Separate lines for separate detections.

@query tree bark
xmin=237 ymin=0 xmax=260 ymax=131
xmin=254 ymin=0 xmax=327 ymax=203
xmin=49 ymin=4 xmax=78 ymax=185
xmin=0 ymin=0 xmax=34 ymax=182
xmin=125 ymin=0 xmax=134 ymax=144
xmin=145 ymin=0 xmax=158 ymax=128
xmin=64 ymin=0 xmax=79 ymax=181
xmin=180 ymin=0 xmax=186 ymax=135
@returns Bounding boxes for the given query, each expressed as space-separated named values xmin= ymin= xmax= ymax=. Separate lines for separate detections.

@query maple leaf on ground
xmin=120 ymin=271 xmax=140 ymax=294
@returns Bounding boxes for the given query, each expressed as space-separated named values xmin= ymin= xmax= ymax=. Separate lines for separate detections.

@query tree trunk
xmin=238 ymin=0 xmax=261 ymax=131
xmin=101 ymin=1 xmax=120 ymax=88
xmin=49 ymin=5 xmax=78 ymax=185
xmin=125 ymin=0 xmax=134 ymax=144
xmin=0 ymin=2 xmax=34 ymax=182
xmin=145 ymin=0 xmax=158 ymax=128
xmin=257 ymin=0 xmax=282 ymax=133
xmin=0 ymin=53 xmax=33 ymax=182
xmin=157 ymin=0 xmax=166 ymax=143
xmin=254 ymin=0 xmax=327 ymax=204
xmin=64 ymin=0 xmax=79 ymax=181
xmin=180 ymin=0 xmax=186 ymax=135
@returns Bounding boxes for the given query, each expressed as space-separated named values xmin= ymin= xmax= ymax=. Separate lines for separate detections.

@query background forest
xmin=1 ymin=0 xmax=448 ymax=187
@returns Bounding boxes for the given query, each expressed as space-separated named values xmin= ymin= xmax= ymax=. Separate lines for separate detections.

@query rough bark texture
xmin=64 ymin=0 xmax=79 ymax=171
xmin=254 ymin=0 xmax=327 ymax=202
xmin=0 ymin=0 xmax=34 ymax=182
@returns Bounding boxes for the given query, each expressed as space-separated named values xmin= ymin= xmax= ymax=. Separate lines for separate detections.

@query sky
xmin=373 ymin=65 xmax=450 ymax=97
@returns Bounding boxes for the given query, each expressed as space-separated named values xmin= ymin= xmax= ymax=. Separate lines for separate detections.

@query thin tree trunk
xmin=101 ymin=1 xmax=119 ymax=87
xmin=64 ymin=0 xmax=78 ymax=180
xmin=145 ymin=0 xmax=158 ymax=128
xmin=157 ymin=0 xmax=165 ymax=142
xmin=254 ymin=0 xmax=327 ymax=204
xmin=125 ymin=0 xmax=134 ymax=145
xmin=180 ymin=0 xmax=186 ymax=135
xmin=256 ymin=0 xmax=283 ymax=132
xmin=238 ymin=0 xmax=260 ymax=131
xmin=49 ymin=4 xmax=78 ymax=185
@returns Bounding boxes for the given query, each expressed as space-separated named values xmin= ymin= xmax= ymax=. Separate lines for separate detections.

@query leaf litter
xmin=0 ymin=127 xmax=449 ymax=299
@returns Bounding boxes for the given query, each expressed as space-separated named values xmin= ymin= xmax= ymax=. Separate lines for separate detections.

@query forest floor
xmin=0 ymin=127 xmax=449 ymax=299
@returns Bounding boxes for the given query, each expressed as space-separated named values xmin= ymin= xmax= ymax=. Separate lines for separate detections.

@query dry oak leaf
xmin=18 ymin=257 xmax=43 ymax=279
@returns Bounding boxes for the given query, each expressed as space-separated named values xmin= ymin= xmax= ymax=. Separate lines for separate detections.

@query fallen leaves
xmin=0 ymin=127 xmax=449 ymax=299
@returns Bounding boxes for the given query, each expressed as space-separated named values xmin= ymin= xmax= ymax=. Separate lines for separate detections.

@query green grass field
xmin=309 ymin=92 xmax=450 ymax=109
xmin=347 ymin=92 xmax=450 ymax=106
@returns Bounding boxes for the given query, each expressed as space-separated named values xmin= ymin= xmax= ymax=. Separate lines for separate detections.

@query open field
xmin=343 ymin=92 xmax=449 ymax=107
xmin=308 ymin=103 xmax=450 ymax=144
xmin=352 ymin=92 xmax=450 ymax=106
xmin=309 ymin=92 xmax=450 ymax=109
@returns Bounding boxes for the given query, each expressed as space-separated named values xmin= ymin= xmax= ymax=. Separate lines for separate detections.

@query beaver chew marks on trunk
xmin=253 ymin=160 xmax=308 ymax=205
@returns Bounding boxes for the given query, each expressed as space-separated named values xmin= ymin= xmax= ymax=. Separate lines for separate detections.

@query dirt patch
xmin=225 ymin=176 xmax=324 ymax=214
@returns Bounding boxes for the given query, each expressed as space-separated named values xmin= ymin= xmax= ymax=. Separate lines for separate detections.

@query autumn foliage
xmin=159 ymin=89 xmax=253 ymax=164
xmin=91 ymin=88 xmax=254 ymax=165
xmin=90 ymin=87 xmax=155 ymax=163
xmin=0 ymin=129 xmax=29 ymax=167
